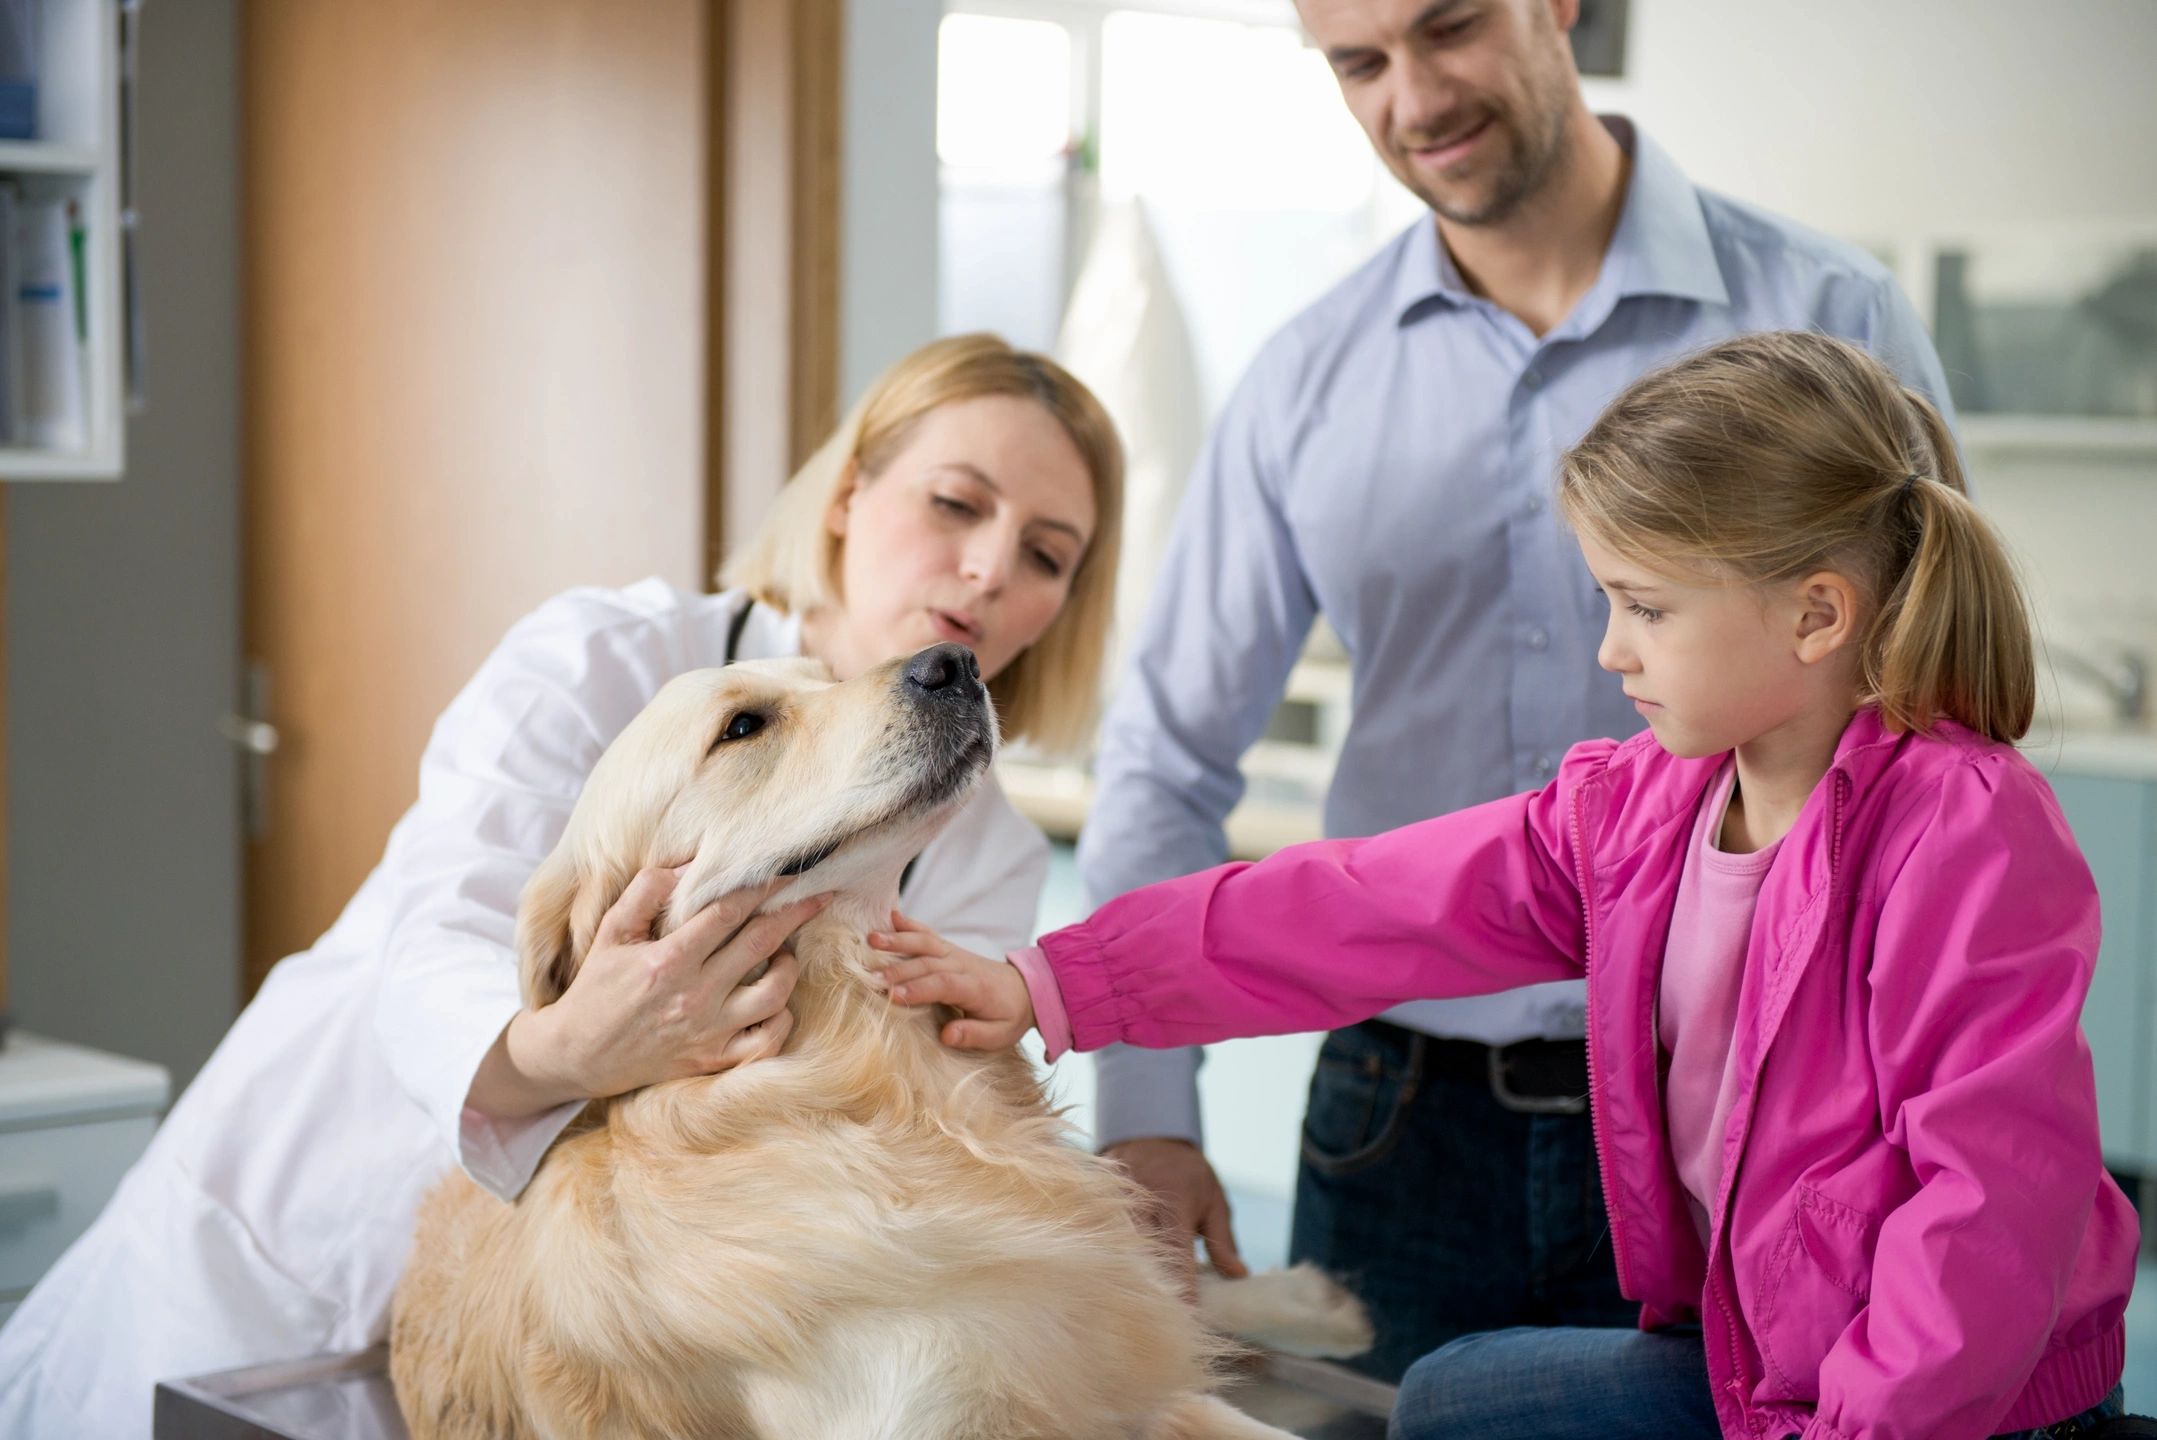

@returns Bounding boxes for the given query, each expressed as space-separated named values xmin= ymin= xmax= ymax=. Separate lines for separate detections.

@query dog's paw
xmin=1193 ymin=1262 xmax=1374 ymax=1360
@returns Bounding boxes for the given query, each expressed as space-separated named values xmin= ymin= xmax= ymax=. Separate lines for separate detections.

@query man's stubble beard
xmin=1402 ymin=78 xmax=1573 ymax=228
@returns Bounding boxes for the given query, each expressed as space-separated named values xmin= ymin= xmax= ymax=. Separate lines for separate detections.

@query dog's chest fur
xmin=391 ymin=920 xmax=1215 ymax=1440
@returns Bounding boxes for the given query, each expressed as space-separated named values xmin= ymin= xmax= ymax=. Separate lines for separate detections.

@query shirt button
xmin=1532 ymin=753 xmax=1555 ymax=776
xmin=1527 ymin=627 xmax=1550 ymax=651
xmin=1523 ymin=368 xmax=1544 ymax=389
xmin=1525 ymin=492 xmax=1547 ymax=515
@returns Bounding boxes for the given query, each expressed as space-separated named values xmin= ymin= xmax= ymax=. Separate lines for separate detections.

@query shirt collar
xmin=1392 ymin=115 xmax=1730 ymax=325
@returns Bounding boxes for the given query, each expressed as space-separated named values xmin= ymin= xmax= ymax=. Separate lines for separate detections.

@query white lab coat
xmin=0 ymin=580 xmax=1050 ymax=1438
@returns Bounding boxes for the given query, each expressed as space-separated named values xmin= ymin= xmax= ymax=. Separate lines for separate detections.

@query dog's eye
xmin=711 ymin=711 xmax=766 ymax=750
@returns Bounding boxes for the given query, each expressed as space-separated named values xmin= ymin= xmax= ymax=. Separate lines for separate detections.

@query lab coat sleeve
xmin=369 ymin=590 xmax=681 ymax=1202
xmin=1078 ymin=347 xmax=1318 ymax=1150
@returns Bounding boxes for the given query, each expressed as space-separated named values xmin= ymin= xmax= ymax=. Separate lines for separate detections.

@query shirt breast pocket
xmin=1752 ymin=1184 xmax=1882 ymax=1403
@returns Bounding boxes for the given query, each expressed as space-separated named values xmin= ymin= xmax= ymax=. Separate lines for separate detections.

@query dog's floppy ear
xmin=516 ymin=846 xmax=646 ymax=1009
xmin=516 ymin=848 xmax=583 ymax=1009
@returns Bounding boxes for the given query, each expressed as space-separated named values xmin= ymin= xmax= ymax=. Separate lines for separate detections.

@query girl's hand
xmin=868 ymin=911 xmax=1035 ymax=1050
xmin=477 ymin=870 xmax=830 ymax=1117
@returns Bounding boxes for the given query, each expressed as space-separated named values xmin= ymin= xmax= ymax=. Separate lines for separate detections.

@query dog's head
xmin=518 ymin=642 xmax=996 ymax=1008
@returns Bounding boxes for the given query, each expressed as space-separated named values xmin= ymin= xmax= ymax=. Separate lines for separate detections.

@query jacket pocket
xmin=1752 ymin=1184 xmax=1883 ymax=1402
xmin=1299 ymin=1027 xmax=1419 ymax=1177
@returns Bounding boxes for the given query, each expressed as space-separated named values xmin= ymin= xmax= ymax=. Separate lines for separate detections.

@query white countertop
xmin=999 ymin=759 xmax=1325 ymax=856
xmin=2022 ymin=726 xmax=2157 ymax=782
xmin=1004 ymin=722 xmax=2157 ymax=856
xmin=0 ymin=1031 xmax=170 ymax=1131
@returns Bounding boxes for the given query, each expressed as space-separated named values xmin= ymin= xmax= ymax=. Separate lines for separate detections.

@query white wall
xmin=1584 ymin=1 xmax=2157 ymax=235
xmin=1585 ymin=0 xmax=2157 ymax=722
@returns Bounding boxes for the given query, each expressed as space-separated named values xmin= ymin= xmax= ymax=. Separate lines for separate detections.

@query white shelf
xmin=0 ymin=443 xmax=118 ymax=479
xmin=0 ymin=1031 xmax=167 ymax=1130
xmin=2024 ymin=727 xmax=2157 ymax=783
xmin=0 ymin=140 xmax=98 ymax=175
xmin=0 ymin=0 xmax=125 ymax=481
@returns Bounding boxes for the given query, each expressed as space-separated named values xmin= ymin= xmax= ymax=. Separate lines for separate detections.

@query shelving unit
xmin=0 ymin=0 xmax=125 ymax=481
xmin=1876 ymin=222 xmax=2157 ymax=469
xmin=1961 ymin=414 xmax=2157 ymax=460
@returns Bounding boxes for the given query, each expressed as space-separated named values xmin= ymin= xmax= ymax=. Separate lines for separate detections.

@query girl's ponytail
xmin=1863 ymin=392 xmax=2035 ymax=743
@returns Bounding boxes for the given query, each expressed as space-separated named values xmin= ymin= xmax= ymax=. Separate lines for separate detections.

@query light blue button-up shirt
xmin=1078 ymin=119 xmax=1955 ymax=1149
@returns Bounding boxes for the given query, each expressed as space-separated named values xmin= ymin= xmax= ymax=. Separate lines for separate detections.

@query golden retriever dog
xmin=390 ymin=643 xmax=1370 ymax=1440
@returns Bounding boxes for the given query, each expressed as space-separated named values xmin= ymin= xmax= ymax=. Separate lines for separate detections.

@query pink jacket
xmin=1032 ymin=709 xmax=2138 ymax=1440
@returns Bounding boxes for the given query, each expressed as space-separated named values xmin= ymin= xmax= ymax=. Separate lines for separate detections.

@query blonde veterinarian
xmin=0 ymin=333 xmax=1124 ymax=1438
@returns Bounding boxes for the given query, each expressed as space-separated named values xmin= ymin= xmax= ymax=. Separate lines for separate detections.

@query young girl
xmin=0 ymin=333 xmax=1123 ymax=1438
xmin=877 ymin=331 xmax=2142 ymax=1440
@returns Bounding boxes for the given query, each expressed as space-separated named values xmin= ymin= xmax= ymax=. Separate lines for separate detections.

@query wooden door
xmin=240 ymin=0 xmax=838 ymax=993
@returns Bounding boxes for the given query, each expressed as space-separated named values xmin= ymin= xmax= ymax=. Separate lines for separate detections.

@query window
xmin=936 ymin=14 xmax=1072 ymax=173
xmin=1933 ymin=239 xmax=2157 ymax=420
xmin=937 ymin=1 xmax=1418 ymax=411
xmin=937 ymin=13 xmax=1078 ymax=354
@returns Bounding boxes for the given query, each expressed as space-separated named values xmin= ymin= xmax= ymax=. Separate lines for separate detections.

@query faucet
xmin=2047 ymin=645 xmax=2149 ymax=727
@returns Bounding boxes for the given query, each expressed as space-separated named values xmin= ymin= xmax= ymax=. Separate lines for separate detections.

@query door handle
xmin=217 ymin=714 xmax=279 ymax=756
xmin=224 ymin=660 xmax=277 ymax=840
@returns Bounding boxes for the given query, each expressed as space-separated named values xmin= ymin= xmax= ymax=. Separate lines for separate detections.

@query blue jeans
xmin=1388 ymin=1324 xmax=2129 ymax=1439
xmin=1289 ymin=1021 xmax=1635 ymax=1383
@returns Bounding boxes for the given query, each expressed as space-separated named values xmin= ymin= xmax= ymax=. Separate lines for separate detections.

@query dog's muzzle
xmin=895 ymin=642 xmax=994 ymax=801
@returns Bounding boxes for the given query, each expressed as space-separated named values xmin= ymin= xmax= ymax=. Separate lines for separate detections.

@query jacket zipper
xmin=1705 ymin=768 xmax=1851 ymax=1426
xmin=1569 ymin=785 xmax=1634 ymax=1300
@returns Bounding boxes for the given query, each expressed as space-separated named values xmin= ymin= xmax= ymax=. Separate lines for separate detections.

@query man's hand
xmin=1103 ymin=1136 xmax=1248 ymax=1295
xmin=869 ymin=911 xmax=1036 ymax=1049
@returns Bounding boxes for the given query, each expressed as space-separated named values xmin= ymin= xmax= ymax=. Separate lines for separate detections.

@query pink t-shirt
xmin=1659 ymin=758 xmax=1782 ymax=1246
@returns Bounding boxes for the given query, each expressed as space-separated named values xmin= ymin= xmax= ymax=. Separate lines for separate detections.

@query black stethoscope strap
xmin=723 ymin=594 xmax=757 ymax=665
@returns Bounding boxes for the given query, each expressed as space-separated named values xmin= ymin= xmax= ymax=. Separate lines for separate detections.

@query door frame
xmin=709 ymin=0 xmax=844 ymax=577
xmin=231 ymin=0 xmax=846 ymax=1000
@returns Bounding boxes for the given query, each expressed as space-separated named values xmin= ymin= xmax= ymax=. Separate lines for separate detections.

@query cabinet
xmin=2050 ymin=770 xmax=2157 ymax=1176
xmin=0 ymin=0 xmax=128 ymax=480
xmin=1876 ymin=224 xmax=2157 ymax=458
xmin=0 ymin=1030 xmax=168 ymax=1322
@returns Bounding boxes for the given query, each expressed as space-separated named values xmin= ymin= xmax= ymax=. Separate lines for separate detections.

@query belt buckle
xmin=1487 ymin=1043 xmax=1587 ymax=1116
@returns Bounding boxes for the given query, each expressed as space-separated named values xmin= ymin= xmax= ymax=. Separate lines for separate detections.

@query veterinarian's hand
xmin=867 ymin=912 xmax=1034 ymax=1049
xmin=1104 ymin=1138 xmax=1248 ymax=1295
xmin=487 ymin=869 xmax=828 ymax=1114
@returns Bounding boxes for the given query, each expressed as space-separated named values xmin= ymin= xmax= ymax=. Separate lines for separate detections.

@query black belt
xmin=1359 ymin=1018 xmax=1589 ymax=1115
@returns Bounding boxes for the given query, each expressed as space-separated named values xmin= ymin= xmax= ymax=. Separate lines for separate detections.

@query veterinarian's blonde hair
xmin=1558 ymin=330 xmax=2035 ymax=743
xmin=723 ymin=333 xmax=1123 ymax=756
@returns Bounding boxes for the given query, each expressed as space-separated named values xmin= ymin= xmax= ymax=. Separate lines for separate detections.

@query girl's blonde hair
xmin=722 ymin=332 xmax=1124 ymax=756
xmin=1558 ymin=330 xmax=2034 ymax=743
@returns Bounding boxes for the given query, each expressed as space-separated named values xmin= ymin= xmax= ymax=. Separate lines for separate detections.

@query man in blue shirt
xmin=1079 ymin=0 xmax=1954 ymax=1383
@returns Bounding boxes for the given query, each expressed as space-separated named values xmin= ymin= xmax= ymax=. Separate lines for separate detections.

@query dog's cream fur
xmin=389 ymin=651 xmax=1368 ymax=1440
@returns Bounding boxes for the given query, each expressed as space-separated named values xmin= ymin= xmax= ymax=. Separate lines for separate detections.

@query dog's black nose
xmin=903 ymin=643 xmax=978 ymax=696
